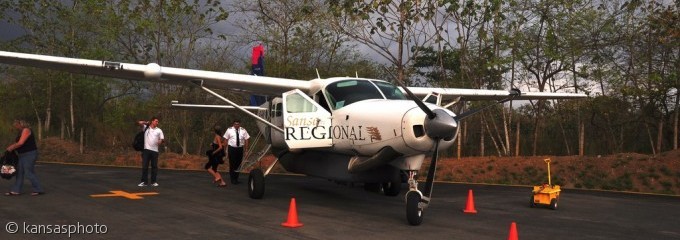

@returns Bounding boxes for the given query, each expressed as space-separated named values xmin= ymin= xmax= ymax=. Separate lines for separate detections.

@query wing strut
xmin=193 ymin=81 xmax=284 ymax=133
xmin=454 ymin=88 xmax=521 ymax=121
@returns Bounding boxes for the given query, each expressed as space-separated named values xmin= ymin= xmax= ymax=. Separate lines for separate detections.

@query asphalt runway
xmin=1 ymin=162 xmax=679 ymax=239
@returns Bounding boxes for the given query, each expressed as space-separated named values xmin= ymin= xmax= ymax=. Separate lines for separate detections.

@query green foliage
xmin=660 ymin=181 xmax=673 ymax=191
xmin=659 ymin=166 xmax=672 ymax=176
xmin=605 ymin=173 xmax=633 ymax=191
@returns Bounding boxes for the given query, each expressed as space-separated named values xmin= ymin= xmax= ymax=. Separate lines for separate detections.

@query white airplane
xmin=0 ymin=50 xmax=586 ymax=225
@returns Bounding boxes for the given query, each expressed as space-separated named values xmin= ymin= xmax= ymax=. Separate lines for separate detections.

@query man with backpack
xmin=137 ymin=117 xmax=164 ymax=187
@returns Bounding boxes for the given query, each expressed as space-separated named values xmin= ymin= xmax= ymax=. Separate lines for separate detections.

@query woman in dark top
xmin=205 ymin=126 xmax=227 ymax=187
xmin=5 ymin=120 xmax=44 ymax=196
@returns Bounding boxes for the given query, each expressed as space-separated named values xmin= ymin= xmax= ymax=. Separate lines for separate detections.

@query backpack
xmin=132 ymin=126 xmax=148 ymax=151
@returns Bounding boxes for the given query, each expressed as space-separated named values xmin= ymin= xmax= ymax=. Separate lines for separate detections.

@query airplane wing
xmin=0 ymin=51 xmax=310 ymax=95
xmin=1 ymin=50 xmax=586 ymax=101
xmin=407 ymin=86 xmax=586 ymax=101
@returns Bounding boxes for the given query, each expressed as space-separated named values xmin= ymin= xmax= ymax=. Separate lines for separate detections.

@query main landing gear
xmin=248 ymin=168 xmax=265 ymax=199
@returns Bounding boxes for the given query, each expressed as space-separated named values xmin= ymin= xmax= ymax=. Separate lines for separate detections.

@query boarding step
xmin=238 ymin=131 xmax=271 ymax=172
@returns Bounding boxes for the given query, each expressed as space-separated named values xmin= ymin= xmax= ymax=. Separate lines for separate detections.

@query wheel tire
xmin=549 ymin=198 xmax=558 ymax=210
xmin=529 ymin=196 xmax=536 ymax=208
xmin=382 ymin=172 xmax=402 ymax=197
xmin=406 ymin=191 xmax=424 ymax=226
xmin=248 ymin=169 xmax=265 ymax=199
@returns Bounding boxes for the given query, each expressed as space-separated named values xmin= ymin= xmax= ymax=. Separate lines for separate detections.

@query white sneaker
xmin=138 ymin=182 xmax=147 ymax=187
xmin=151 ymin=183 xmax=159 ymax=187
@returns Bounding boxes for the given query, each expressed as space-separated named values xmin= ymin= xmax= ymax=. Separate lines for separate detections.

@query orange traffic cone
xmin=281 ymin=198 xmax=303 ymax=228
xmin=462 ymin=189 xmax=477 ymax=214
xmin=507 ymin=222 xmax=519 ymax=240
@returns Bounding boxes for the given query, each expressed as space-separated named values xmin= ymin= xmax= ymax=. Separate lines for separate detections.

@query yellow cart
xmin=530 ymin=158 xmax=561 ymax=210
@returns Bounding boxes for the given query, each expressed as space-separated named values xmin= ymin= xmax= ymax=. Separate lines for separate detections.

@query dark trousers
xmin=141 ymin=149 xmax=159 ymax=184
xmin=227 ymin=146 xmax=244 ymax=183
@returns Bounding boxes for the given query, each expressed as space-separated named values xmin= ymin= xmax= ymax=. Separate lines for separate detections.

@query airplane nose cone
xmin=424 ymin=109 xmax=457 ymax=141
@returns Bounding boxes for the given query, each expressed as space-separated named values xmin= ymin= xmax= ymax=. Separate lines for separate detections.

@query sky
xmin=0 ymin=10 xmax=23 ymax=41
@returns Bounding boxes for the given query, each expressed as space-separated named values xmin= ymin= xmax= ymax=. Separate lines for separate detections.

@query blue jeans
xmin=11 ymin=150 xmax=43 ymax=193
xmin=141 ymin=149 xmax=159 ymax=184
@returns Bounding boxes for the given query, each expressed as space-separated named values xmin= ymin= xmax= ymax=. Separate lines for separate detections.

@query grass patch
xmin=659 ymin=166 xmax=672 ymax=176
xmin=442 ymin=172 xmax=454 ymax=181
xmin=660 ymin=181 xmax=672 ymax=191
xmin=523 ymin=166 xmax=538 ymax=177
xmin=605 ymin=173 xmax=633 ymax=191
xmin=612 ymin=159 xmax=630 ymax=168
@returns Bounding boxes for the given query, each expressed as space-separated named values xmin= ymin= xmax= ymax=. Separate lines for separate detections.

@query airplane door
xmin=282 ymin=89 xmax=333 ymax=149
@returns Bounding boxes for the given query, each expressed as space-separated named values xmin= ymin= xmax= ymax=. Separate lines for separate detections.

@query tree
xmin=328 ymin=0 xmax=450 ymax=84
xmin=229 ymin=0 xmax=380 ymax=80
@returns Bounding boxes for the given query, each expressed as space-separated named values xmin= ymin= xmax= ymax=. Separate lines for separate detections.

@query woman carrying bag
xmin=5 ymin=119 xmax=44 ymax=196
xmin=205 ymin=125 xmax=227 ymax=187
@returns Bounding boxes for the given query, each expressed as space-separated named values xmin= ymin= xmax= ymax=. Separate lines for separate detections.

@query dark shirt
xmin=15 ymin=128 xmax=37 ymax=153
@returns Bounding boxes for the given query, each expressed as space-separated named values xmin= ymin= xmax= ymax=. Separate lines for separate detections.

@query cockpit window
xmin=325 ymin=80 xmax=383 ymax=109
xmin=372 ymin=81 xmax=407 ymax=100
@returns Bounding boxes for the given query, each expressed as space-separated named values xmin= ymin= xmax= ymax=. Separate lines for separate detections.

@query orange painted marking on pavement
xmin=90 ymin=190 xmax=159 ymax=200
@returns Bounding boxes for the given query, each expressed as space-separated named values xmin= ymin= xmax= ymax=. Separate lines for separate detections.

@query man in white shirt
xmin=137 ymin=117 xmax=164 ymax=187
xmin=223 ymin=120 xmax=250 ymax=184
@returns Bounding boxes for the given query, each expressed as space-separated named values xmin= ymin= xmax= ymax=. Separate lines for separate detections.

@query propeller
xmin=398 ymin=81 xmax=457 ymax=141
xmin=422 ymin=139 xmax=439 ymax=198
xmin=396 ymin=81 xmax=457 ymax=200
xmin=399 ymin=82 xmax=436 ymax=120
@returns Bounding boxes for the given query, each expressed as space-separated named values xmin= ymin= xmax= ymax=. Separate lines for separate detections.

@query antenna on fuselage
xmin=315 ymin=68 xmax=321 ymax=79
xmin=356 ymin=72 xmax=359 ymax=78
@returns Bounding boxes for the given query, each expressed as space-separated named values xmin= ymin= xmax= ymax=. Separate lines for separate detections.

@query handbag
xmin=1 ymin=151 xmax=18 ymax=180
xmin=210 ymin=143 xmax=225 ymax=164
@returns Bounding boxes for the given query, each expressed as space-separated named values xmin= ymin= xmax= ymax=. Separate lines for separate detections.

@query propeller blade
xmin=422 ymin=140 xmax=440 ymax=198
xmin=396 ymin=81 xmax=436 ymax=119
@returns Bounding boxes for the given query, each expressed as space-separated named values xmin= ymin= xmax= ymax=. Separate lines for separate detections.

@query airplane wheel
xmin=382 ymin=173 xmax=401 ymax=196
xmin=529 ymin=196 xmax=536 ymax=208
xmin=406 ymin=191 xmax=423 ymax=226
xmin=248 ymin=169 xmax=265 ymax=199
xmin=549 ymin=198 xmax=558 ymax=210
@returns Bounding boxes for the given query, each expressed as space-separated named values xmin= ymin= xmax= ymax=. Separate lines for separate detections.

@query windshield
xmin=324 ymin=79 xmax=407 ymax=110
xmin=325 ymin=80 xmax=383 ymax=109
xmin=372 ymin=81 xmax=407 ymax=100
